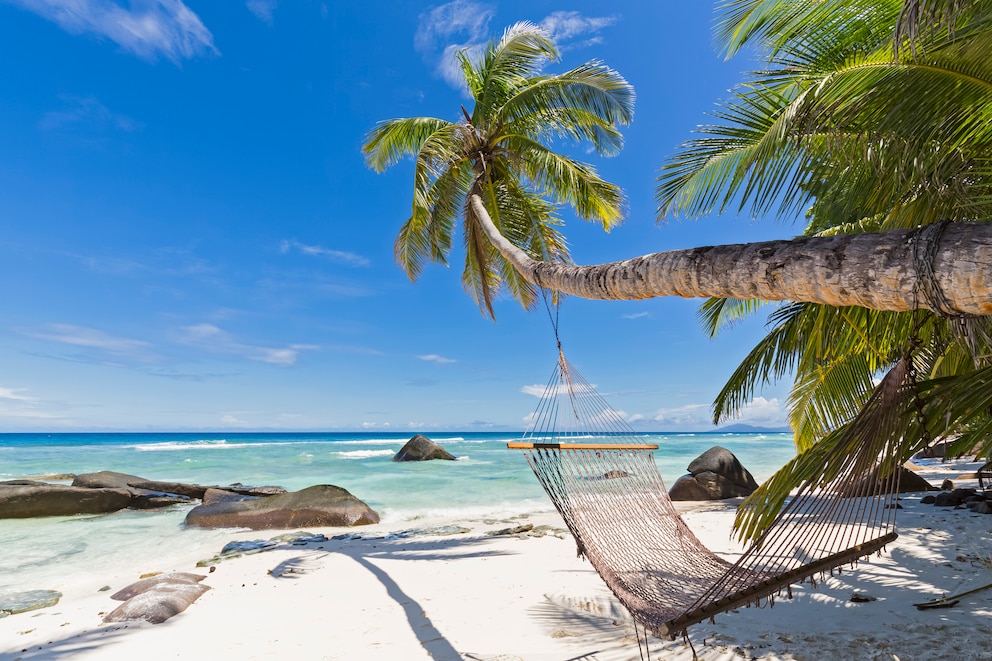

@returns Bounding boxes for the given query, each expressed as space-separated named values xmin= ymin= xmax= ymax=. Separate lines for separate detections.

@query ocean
xmin=0 ymin=431 xmax=796 ymax=597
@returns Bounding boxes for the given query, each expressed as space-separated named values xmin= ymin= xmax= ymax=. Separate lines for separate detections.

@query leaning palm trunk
xmin=469 ymin=195 xmax=992 ymax=315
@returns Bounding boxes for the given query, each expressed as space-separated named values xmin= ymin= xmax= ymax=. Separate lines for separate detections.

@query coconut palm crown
xmin=363 ymin=22 xmax=634 ymax=319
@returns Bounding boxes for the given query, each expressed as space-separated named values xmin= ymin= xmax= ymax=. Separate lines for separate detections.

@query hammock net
xmin=509 ymin=346 xmax=902 ymax=640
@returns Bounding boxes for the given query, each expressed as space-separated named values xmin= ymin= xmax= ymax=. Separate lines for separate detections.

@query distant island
xmin=715 ymin=424 xmax=792 ymax=433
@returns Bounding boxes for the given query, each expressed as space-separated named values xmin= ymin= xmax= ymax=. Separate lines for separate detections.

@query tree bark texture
xmin=469 ymin=195 xmax=992 ymax=315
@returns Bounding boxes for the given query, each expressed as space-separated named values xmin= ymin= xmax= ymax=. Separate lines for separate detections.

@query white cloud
xmin=25 ymin=323 xmax=152 ymax=357
xmin=731 ymin=396 xmax=788 ymax=427
xmin=418 ymin=354 xmax=455 ymax=365
xmin=622 ymin=312 xmax=651 ymax=320
xmin=0 ymin=387 xmax=40 ymax=403
xmin=413 ymin=6 xmax=618 ymax=91
xmin=246 ymin=0 xmax=275 ymax=24
xmin=415 ymin=0 xmax=493 ymax=55
xmin=0 ymin=387 xmax=68 ymax=423
xmin=7 ymin=0 xmax=217 ymax=62
xmin=639 ymin=403 xmax=712 ymax=428
xmin=279 ymin=240 xmax=370 ymax=267
xmin=415 ymin=0 xmax=493 ymax=89
xmin=539 ymin=11 xmax=617 ymax=47
xmin=178 ymin=324 xmax=318 ymax=366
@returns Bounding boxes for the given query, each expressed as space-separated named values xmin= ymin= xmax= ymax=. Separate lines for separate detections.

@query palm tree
xmin=363 ymin=22 xmax=634 ymax=319
xmin=368 ymin=10 xmax=992 ymax=536
xmin=651 ymin=0 xmax=992 ymax=530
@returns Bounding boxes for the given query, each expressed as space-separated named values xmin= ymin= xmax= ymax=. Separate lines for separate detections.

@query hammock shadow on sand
xmin=509 ymin=348 xmax=904 ymax=641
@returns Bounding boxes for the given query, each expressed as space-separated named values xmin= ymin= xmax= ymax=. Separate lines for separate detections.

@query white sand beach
xmin=2 ymin=459 xmax=990 ymax=661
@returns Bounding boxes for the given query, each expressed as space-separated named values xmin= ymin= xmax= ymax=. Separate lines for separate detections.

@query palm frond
xmin=471 ymin=22 xmax=558 ymax=126
xmin=503 ymin=134 xmax=625 ymax=228
xmin=696 ymin=297 xmax=769 ymax=338
xmin=363 ymin=117 xmax=455 ymax=172
xmin=735 ymin=355 xmax=916 ymax=541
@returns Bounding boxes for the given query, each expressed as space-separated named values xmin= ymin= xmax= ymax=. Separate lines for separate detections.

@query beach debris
xmin=0 ymin=590 xmax=62 ymax=616
xmin=331 ymin=524 xmax=473 ymax=542
xmin=486 ymin=523 xmax=534 ymax=537
xmin=196 ymin=531 xmax=329 ymax=566
xmin=392 ymin=434 xmax=456 ymax=462
xmin=849 ymin=593 xmax=877 ymax=603
xmin=913 ymin=579 xmax=992 ymax=610
xmin=103 ymin=575 xmax=211 ymax=624
xmin=669 ymin=446 xmax=759 ymax=501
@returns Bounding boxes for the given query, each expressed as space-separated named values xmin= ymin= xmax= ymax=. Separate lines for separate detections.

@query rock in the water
xmin=392 ymin=434 xmax=456 ymax=462
xmin=110 ymin=572 xmax=207 ymax=601
xmin=103 ymin=582 xmax=211 ymax=624
xmin=73 ymin=471 xmax=208 ymax=500
xmin=669 ymin=446 xmax=759 ymax=501
xmin=72 ymin=470 xmax=147 ymax=490
xmin=0 ymin=589 xmax=62 ymax=615
xmin=184 ymin=484 xmax=380 ymax=530
xmin=0 ymin=484 xmax=131 ymax=518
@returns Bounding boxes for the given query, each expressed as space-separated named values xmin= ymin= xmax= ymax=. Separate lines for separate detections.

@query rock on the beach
xmin=103 ymin=581 xmax=211 ymax=624
xmin=0 ymin=589 xmax=62 ymax=616
xmin=839 ymin=466 xmax=936 ymax=497
xmin=110 ymin=572 xmax=207 ymax=601
xmin=184 ymin=484 xmax=380 ymax=530
xmin=393 ymin=434 xmax=456 ymax=462
xmin=0 ymin=483 xmax=131 ymax=518
xmin=669 ymin=446 xmax=759 ymax=501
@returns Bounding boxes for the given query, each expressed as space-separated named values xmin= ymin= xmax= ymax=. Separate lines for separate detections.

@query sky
xmin=0 ymin=0 xmax=801 ymax=433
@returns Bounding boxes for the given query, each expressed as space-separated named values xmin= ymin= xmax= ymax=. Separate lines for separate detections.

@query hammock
xmin=509 ymin=346 xmax=902 ymax=641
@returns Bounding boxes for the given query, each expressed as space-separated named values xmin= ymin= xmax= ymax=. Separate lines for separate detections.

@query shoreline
xmin=2 ymin=459 xmax=991 ymax=660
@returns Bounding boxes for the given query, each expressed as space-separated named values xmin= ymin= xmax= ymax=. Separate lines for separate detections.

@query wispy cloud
xmin=246 ymin=0 xmax=276 ymax=25
xmin=38 ymin=94 xmax=143 ymax=133
xmin=415 ymin=0 xmax=494 ymax=88
xmin=23 ymin=323 xmax=154 ymax=358
xmin=6 ymin=0 xmax=218 ymax=62
xmin=178 ymin=323 xmax=318 ymax=366
xmin=539 ymin=11 xmax=618 ymax=49
xmin=0 ymin=387 xmax=40 ymax=403
xmin=414 ymin=4 xmax=618 ymax=90
xmin=0 ymin=387 xmax=68 ymax=422
xmin=279 ymin=240 xmax=370 ymax=267
xmin=622 ymin=311 xmax=651 ymax=320
xmin=418 ymin=353 xmax=455 ymax=365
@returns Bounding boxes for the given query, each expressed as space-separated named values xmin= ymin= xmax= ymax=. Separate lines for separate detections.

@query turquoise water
xmin=0 ymin=431 xmax=796 ymax=595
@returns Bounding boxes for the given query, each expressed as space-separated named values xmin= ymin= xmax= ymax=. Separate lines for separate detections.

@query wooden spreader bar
xmin=507 ymin=442 xmax=659 ymax=451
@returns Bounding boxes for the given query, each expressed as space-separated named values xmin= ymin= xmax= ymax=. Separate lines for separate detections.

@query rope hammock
xmin=509 ymin=343 xmax=904 ymax=641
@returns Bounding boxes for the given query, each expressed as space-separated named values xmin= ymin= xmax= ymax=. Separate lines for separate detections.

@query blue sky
xmin=0 ymin=0 xmax=798 ymax=432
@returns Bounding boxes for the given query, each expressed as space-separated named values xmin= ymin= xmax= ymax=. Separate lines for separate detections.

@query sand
xmin=1 ymin=459 xmax=990 ymax=661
